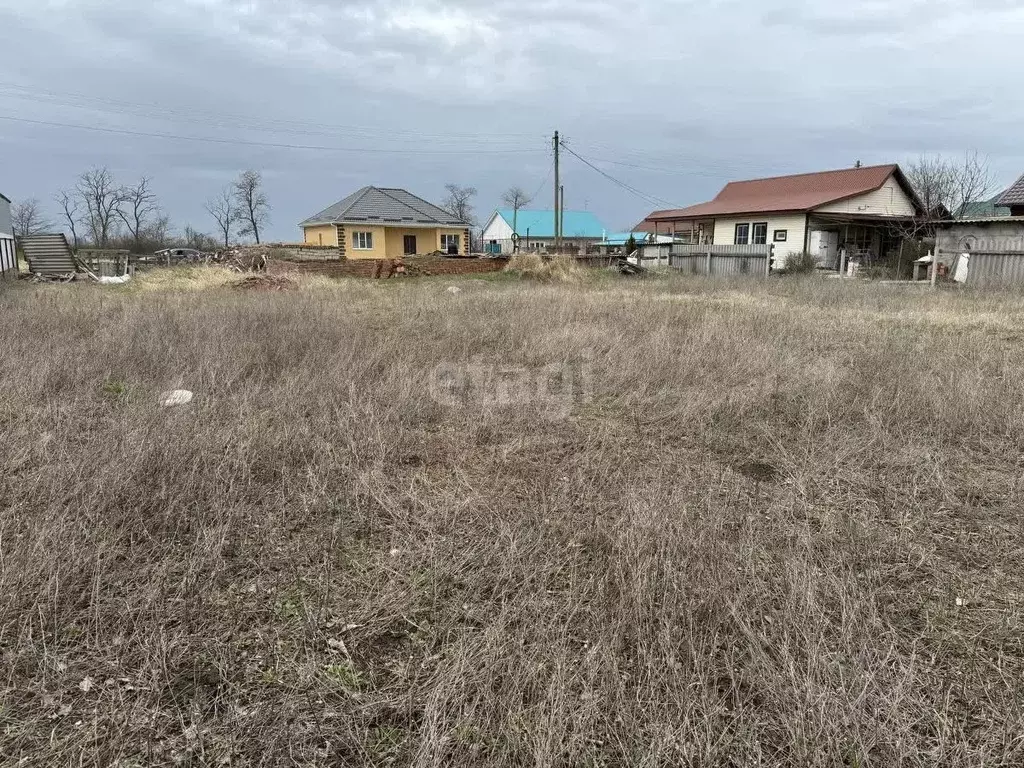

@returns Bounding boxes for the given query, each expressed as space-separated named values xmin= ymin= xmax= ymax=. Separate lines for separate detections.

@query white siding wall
xmin=815 ymin=176 xmax=916 ymax=217
xmin=481 ymin=213 xmax=515 ymax=254
xmin=712 ymin=214 xmax=809 ymax=266
xmin=0 ymin=197 xmax=12 ymax=238
xmin=482 ymin=213 xmax=513 ymax=242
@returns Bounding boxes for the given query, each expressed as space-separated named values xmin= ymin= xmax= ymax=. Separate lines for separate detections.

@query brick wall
xmin=271 ymin=256 xmax=508 ymax=280
xmin=264 ymin=244 xmax=341 ymax=261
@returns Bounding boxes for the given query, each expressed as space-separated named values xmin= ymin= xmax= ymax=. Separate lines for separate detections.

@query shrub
xmin=784 ymin=250 xmax=818 ymax=274
xmin=505 ymin=253 xmax=586 ymax=282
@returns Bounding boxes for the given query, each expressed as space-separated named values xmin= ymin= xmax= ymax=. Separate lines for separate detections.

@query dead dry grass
xmin=2 ymin=272 xmax=1024 ymax=766
xmin=505 ymin=253 xmax=589 ymax=282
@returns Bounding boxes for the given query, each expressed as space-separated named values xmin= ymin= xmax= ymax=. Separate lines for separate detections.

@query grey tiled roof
xmin=300 ymin=187 xmax=467 ymax=227
xmin=997 ymin=173 xmax=1024 ymax=207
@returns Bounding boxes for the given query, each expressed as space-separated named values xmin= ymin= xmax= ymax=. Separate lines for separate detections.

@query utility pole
xmin=553 ymin=130 xmax=560 ymax=251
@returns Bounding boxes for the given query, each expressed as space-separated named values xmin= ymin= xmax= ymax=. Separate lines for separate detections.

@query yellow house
xmin=300 ymin=186 xmax=471 ymax=259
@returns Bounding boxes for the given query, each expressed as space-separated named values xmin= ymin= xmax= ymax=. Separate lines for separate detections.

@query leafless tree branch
xmin=232 ymin=170 xmax=269 ymax=244
xmin=205 ymin=186 xmax=235 ymax=248
xmin=443 ymin=184 xmax=477 ymax=225
xmin=77 ymin=167 xmax=123 ymax=248
xmin=11 ymin=199 xmax=53 ymax=239
xmin=55 ymin=190 xmax=82 ymax=250
xmin=116 ymin=177 xmax=159 ymax=251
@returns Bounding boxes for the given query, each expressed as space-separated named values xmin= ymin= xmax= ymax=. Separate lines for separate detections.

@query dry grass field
xmin=2 ymin=268 xmax=1024 ymax=767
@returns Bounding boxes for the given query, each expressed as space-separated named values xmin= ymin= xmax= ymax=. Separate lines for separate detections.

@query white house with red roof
xmin=636 ymin=164 xmax=923 ymax=269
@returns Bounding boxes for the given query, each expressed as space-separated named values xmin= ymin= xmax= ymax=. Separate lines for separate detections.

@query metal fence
xmin=668 ymin=244 xmax=772 ymax=277
xmin=0 ymin=236 xmax=16 ymax=277
xmin=956 ymin=250 xmax=1024 ymax=288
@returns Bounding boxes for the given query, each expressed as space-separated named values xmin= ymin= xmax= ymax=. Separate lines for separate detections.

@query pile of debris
xmin=232 ymin=274 xmax=297 ymax=292
xmin=218 ymin=247 xmax=269 ymax=273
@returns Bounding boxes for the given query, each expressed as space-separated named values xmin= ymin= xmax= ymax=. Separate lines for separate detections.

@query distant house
xmin=935 ymin=171 xmax=1024 ymax=284
xmin=480 ymin=209 xmax=607 ymax=254
xmin=299 ymin=187 xmax=470 ymax=259
xmin=996 ymin=173 xmax=1024 ymax=217
xmin=636 ymin=164 xmax=924 ymax=269
xmin=960 ymin=192 xmax=1011 ymax=219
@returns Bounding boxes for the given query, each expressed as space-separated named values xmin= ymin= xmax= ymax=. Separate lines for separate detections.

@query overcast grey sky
xmin=1 ymin=0 xmax=1023 ymax=239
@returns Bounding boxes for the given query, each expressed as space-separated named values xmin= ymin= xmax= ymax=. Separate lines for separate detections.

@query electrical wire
xmin=559 ymin=141 xmax=680 ymax=209
xmin=529 ymin=154 xmax=555 ymax=203
xmin=0 ymin=114 xmax=543 ymax=156
xmin=0 ymin=81 xmax=544 ymax=145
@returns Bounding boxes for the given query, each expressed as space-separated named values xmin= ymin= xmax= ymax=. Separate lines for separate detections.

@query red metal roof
xmin=643 ymin=164 xmax=914 ymax=221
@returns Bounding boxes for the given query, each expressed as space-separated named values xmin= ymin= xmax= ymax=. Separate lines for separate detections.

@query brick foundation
xmin=271 ymin=255 xmax=509 ymax=280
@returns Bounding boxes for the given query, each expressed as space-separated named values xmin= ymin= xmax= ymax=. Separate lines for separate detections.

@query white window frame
xmin=352 ymin=231 xmax=373 ymax=250
xmin=752 ymin=222 xmax=768 ymax=245
xmin=440 ymin=234 xmax=460 ymax=252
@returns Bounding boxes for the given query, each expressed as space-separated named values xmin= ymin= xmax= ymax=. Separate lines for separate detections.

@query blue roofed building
xmin=480 ymin=208 xmax=608 ymax=254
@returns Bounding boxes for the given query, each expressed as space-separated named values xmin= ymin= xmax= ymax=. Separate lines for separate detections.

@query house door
xmin=403 ymin=235 xmax=417 ymax=255
xmin=810 ymin=230 xmax=840 ymax=270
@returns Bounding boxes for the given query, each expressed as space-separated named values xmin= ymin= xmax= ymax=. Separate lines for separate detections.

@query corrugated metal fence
xmin=957 ymin=250 xmax=1024 ymax=288
xmin=668 ymin=244 xmax=773 ymax=277
xmin=20 ymin=234 xmax=76 ymax=276
xmin=0 ymin=236 xmax=16 ymax=277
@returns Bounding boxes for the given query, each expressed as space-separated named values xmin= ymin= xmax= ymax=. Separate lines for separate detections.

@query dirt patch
xmin=232 ymin=274 xmax=298 ymax=292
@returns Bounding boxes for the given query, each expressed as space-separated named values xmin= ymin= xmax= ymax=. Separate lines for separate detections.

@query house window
xmin=352 ymin=231 xmax=373 ymax=250
xmin=441 ymin=234 xmax=460 ymax=253
xmin=773 ymin=229 xmax=788 ymax=242
xmin=734 ymin=223 xmax=750 ymax=245
xmin=752 ymin=222 xmax=768 ymax=245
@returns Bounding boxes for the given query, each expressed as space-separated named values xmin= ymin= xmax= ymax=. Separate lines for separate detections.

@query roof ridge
xmin=721 ymin=163 xmax=896 ymax=188
xmin=376 ymin=187 xmax=454 ymax=224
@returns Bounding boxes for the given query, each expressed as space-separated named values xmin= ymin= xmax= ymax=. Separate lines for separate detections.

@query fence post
xmin=705 ymin=246 xmax=712 ymax=276
xmin=766 ymin=244 xmax=773 ymax=277
xmin=930 ymin=248 xmax=939 ymax=288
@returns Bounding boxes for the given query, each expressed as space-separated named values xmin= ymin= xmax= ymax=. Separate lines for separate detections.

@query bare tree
xmin=905 ymin=151 xmax=995 ymax=223
xmin=232 ymin=170 xmax=269 ymax=244
xmin=501 ymin=186 xmax=532 ymax=237
xmin=205 ymin=186 xmax=235 ymax=248
xmin=11 ymin=199 xmax=52 ymax=238
xmin=116 ymin=176 xmax=158 ymax=251
xmin=442 ymin=184 xmax=477 ymax=224
xmin=182 ymin=225 xmax=216 ymax=251
xmin=77 ymin=167 xmax=122 ymax=247
xmin=55 ymin=190 xmax=82 ymax=250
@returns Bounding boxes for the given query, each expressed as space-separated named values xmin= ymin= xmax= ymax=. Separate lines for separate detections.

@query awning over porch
xmin=806 ymin=214 xmax=916 ymax=270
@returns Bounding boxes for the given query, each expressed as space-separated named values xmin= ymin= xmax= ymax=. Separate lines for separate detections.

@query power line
xmin=0 ymin=82 xmax=544 ymax=144
xmin=558 ymin=141 xmax=680 ymax=208
xmin=0 ymin=114 xmax=544 ymax=156
xmin=529 ymin=154 xmax=555 ymax=202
